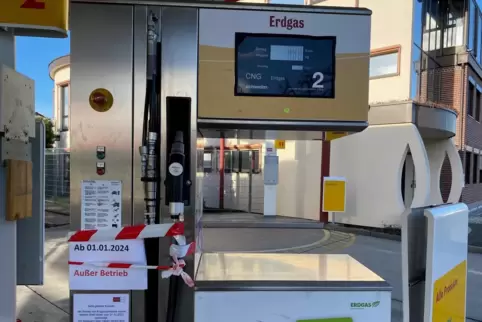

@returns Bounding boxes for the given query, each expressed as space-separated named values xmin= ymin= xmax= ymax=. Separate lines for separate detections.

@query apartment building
xmin=308 ymin=0 xmax=482 ymax=214
xmin=48 ymin=54 xmax=71 ymax=149
xmin=425 ymin=0 xmax=482 ymax=210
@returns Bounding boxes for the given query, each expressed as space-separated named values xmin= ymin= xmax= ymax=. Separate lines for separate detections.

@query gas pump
xmin=68 ymin=2 xmax=383 ymax=321
xmin=67 ymin=2 xmax=421 ymax=322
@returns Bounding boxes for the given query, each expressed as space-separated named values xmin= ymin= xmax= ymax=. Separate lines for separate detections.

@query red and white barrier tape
xmin=68 ymin=259 xmax=194 ymax=286
xmin=162 ymin=263 xmax=195 ymax=287
xmin=69 ymin=260 xmax=185 ymax=271
xmin=69 ymin=258 xmax=194 ymax=287
xmin=170 ymin=242 xmax=196 ymax=259
xmin=68 ymin=222 xmax=184 ymax=242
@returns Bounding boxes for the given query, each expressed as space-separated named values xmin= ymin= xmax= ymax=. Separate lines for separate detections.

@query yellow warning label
xmin=325 ymin=131 xmax=347 ymax=141
xmin=275 ymin=140 xmax=286 ymax=149
xmin=432 ymin=260 xmax=467 ymax=322
xmin=322 ymin=178 xmax=346 ymax=212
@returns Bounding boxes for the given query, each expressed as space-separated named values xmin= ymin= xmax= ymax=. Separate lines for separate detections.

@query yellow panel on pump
xmin=0 ymin=0 xmax=69 ymax=38
xmin=322 ymin=177 xmax=346 ymax=213
xmin=198 ymin=8 xmax=371 ymax=122
xmin=432 ymin=260 xmax=467 ymax=322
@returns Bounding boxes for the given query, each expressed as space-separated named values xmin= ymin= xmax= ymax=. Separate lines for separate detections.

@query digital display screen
xmin=235 ymin=33 xmax=336 ymax=98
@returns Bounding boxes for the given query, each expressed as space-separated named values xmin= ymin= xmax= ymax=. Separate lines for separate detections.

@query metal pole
xmin=0 ymin=28 xmax=16 ymax=322
xmin=320 ymin=140 xmax=330 ymax=223
xmin=248 ymin=150 xmax=253 ymax=213
xmin=219 ymin=138 xmax=225 ymax=209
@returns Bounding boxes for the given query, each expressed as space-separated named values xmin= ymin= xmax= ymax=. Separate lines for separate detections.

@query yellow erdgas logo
xmin=350 ymin=301 xmax=380 ymax=309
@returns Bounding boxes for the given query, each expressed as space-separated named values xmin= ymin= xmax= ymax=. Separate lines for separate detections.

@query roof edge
xmin=48 ymin=54 xmax=70 ymax=80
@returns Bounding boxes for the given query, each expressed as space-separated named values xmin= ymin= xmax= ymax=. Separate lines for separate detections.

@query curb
xmin=45 ymin=209 xmax=69 ymax=216
xmin=45 ymin=222 xmax=69 ymax=229
xmin=202 ymin=221 xmax=325 ymax=229
xmin=45 ymin=210 xmax=70 ymax=229
xmin=325 ymin=224 xmax=482 ymax=254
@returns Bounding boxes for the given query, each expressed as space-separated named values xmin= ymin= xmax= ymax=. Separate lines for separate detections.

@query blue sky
xmin=16 ymin=35 xmax=70 ymax=118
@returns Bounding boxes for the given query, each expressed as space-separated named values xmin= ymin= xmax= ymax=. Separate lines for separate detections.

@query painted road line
xmin=368 ymin=247 xmax=399 ymax=255
xmin=302 ymin=230 xmax=357 ymax=253
xmin=208 ymin=229 xmax=356 ymax=254
xmin=468 ymin=269 xmax=482 ymax=276
xmin=323 ymin=233 xmax=356 ymax=252
xmin=222 ymin=230 xmax=331 ymax=253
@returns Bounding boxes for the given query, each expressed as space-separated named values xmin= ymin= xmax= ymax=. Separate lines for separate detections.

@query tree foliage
xmin=36 ymin=116 xmax=56 ymax=148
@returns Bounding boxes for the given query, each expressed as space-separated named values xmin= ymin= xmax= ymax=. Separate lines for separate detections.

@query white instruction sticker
xmin=73 ymin=293 xmax=129 ymax=322
xmin=81 ymin=180 xmax=122 ymax=230
xmin=168 ymin=162 xmax=183 ymax=176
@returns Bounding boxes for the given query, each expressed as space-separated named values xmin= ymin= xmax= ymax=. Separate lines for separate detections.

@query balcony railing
xmin=414 ymin=43 xmax=459 ymax=114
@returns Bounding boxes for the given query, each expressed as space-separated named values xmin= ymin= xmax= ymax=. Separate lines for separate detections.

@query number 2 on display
xmin=312 ymin=72 xmax=324 ymax=89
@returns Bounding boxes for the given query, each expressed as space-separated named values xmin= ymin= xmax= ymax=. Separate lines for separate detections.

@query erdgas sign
xmin=198 ymin=8 xmax=371 ymax=122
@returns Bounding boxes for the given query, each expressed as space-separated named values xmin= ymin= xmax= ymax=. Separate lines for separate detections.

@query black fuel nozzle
xmin=167 ymin=131 xmax=185 ymax=220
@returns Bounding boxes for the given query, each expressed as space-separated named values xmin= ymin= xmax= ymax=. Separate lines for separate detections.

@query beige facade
xmin=48 ymin=55 xmax=71 ymax=149
xmin=309 ymin=0 xmax=415 ymax=104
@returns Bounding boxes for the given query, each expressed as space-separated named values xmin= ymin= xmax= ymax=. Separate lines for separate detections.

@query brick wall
xmin=419 ymin=66 xmax=464 ymax=148
xmin=466 ymin=67 xmax=482 ymax=150
xmin=463 ymin=65 xmax=482 ymax=205
xmin=418 ymin=65 xmax=482 ymax=204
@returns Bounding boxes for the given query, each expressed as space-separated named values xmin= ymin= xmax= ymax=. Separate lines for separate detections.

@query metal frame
xmin=69 ymin=3 xmax=139 ymax=321
xmin=71 ymin=0 xmax=371 ymax=15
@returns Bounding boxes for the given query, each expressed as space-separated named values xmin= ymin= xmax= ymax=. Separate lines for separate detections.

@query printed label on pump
xmin=169 ymin=162 xmax=183 ymax=176
xmin=81 ymin=180 xmax=121 ymax=230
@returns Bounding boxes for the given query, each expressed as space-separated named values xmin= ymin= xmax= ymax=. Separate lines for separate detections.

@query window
xmin=231 ymin=150 xmax=240 ymax=173
xmin=424 ymin=0 xmax=441 ymax=51
xmin=239 ymin=151 xmax=251 ymax=173
xmin=468 ymin=82 xmax=475 ymax=117
xmin=224 ymin=151 xmax=233 ymax=173
xmin=253 ymin=150 xmax=261 ymax=173
xmin=59 ymin=84 xmax=69 ymax=131
xmin=221 ymin=149 xmax=262 ymax=174
xmin=203 ymin=152 xmax=213 ymax=172
xmin=469 ymin=0 xmax=477 ymax=52
xmin=197 ymin=149 xmax=204 ymax=170
xmin=478 ymin=12 xmax=482 ymax=63
xmin=479 ymin=155 xmax=482 ymax=183
xmin=474 ymin=152 xmax=480 ymax=183
xmin=465 ymin=151 xmax=472 ymax=184
xmin=443 ymin=1 xmax=464 ymax=49
xmin=369 ymin=46 xmax=400 ymax=79
xmin=477 ymin=89 xmax=481 ymax=121
xmin=423 ymin=0 xmax=465 ymax=53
